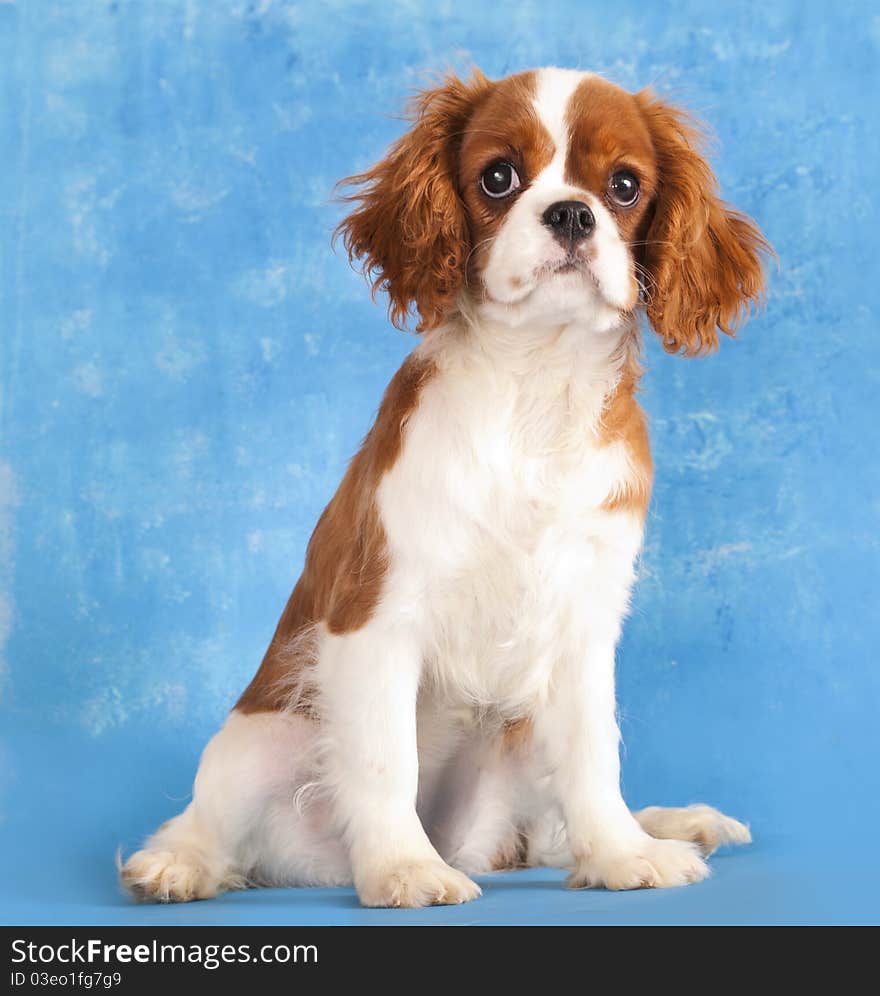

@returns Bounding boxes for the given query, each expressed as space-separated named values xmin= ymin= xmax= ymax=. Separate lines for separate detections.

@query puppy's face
xmin=338 ymin=68 xmax=769 ymax=354
xmin=459 ymin=69 xmax=654 ymax=331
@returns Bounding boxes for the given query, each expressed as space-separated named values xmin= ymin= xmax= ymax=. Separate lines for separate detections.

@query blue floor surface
xmin=8 ymin=848 xmax=879 ymax=928
xmin=1 ymin=720 xmax=876 ymax=926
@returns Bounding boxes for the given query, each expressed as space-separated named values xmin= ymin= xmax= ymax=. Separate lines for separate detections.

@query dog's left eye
xmin=608 ymin=170 xmax=640 ymax=207
xmin=480 ymin=161 xmax=521 ymax=199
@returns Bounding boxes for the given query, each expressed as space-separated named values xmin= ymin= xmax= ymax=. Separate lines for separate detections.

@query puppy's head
xmin=337 ymin=68 xmax=770 ymax=350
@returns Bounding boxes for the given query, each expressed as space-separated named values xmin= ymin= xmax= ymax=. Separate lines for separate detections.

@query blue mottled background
xmin=1 ymin=0 xmax=878 ymax=925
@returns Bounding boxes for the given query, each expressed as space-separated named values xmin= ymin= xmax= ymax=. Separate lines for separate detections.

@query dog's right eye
xmin=480 ymin=161 xmax=521 ymax=199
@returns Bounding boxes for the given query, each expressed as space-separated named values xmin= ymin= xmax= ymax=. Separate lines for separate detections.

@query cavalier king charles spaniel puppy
xmin=122 ymin=67 xmax=770 ymax=907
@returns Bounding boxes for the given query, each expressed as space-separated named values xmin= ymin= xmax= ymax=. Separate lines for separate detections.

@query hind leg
xmin=120 ymin=803 xmax=241 ymax=903
xmin=120 ymin=710 xmax=349 ymax=902
xmin=634 ymin=805 xmax=751 ymax=856
xmin=526 ymin=804 xmax=751 ymax=871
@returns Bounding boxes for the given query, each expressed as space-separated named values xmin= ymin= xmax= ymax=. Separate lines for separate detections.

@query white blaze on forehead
xmin=532 ymin=68 xmax=594 ymax=181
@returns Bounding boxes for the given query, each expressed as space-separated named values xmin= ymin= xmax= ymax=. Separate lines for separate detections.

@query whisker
xmin=624 ymin=239 xmax=675 ymax=249
xmin=632 ymin=261 xmax=657 ymax=305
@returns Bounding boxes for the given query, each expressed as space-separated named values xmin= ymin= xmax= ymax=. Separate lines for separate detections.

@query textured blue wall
xmin=1 ymin=0 xmax=878 ymax=924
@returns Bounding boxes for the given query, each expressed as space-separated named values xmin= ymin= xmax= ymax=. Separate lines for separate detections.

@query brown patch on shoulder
xmin=236 ymin=353 xmax=436 ymax=715
xmin=599 ymin=345 xmax=653 ymax=519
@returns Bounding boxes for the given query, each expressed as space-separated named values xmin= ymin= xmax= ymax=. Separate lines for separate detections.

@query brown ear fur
xmin=335 ymin=71 xmax=491 ymax=332
xmin=637 ymin=92 xmax=772 ymax=356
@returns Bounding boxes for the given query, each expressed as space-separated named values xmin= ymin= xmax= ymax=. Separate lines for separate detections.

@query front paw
xmin=356 ymin=859 xmax=482 ymax=908
xmin=567 ymin=835 xmax=709 ymax=891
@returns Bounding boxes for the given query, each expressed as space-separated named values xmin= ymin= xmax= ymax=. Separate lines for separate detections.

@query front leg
xmin=535 ymin=635 xmax=708 ymax=890
xmin=318 ymin=619 xmax=480 ymax=908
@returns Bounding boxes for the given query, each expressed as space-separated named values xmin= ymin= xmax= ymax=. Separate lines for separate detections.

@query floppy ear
xmin=637 ymin=92 xmax=771 ymax=356
xmin=335 ymin=71 xmax=490 ymax=333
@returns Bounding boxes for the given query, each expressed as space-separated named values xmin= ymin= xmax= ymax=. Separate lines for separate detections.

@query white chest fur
xmin=377 ymin=319 xmax=646 ymax=715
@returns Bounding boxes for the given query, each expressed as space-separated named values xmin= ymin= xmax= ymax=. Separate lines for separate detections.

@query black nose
xmin=542 ymin=200 xmax=595 ymax=246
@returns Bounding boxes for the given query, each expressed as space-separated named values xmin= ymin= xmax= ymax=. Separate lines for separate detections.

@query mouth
xmin=538 ymin=253 xmax=585 ymax=278
xmin=534 ymin=253 xmax=605 ymax=297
